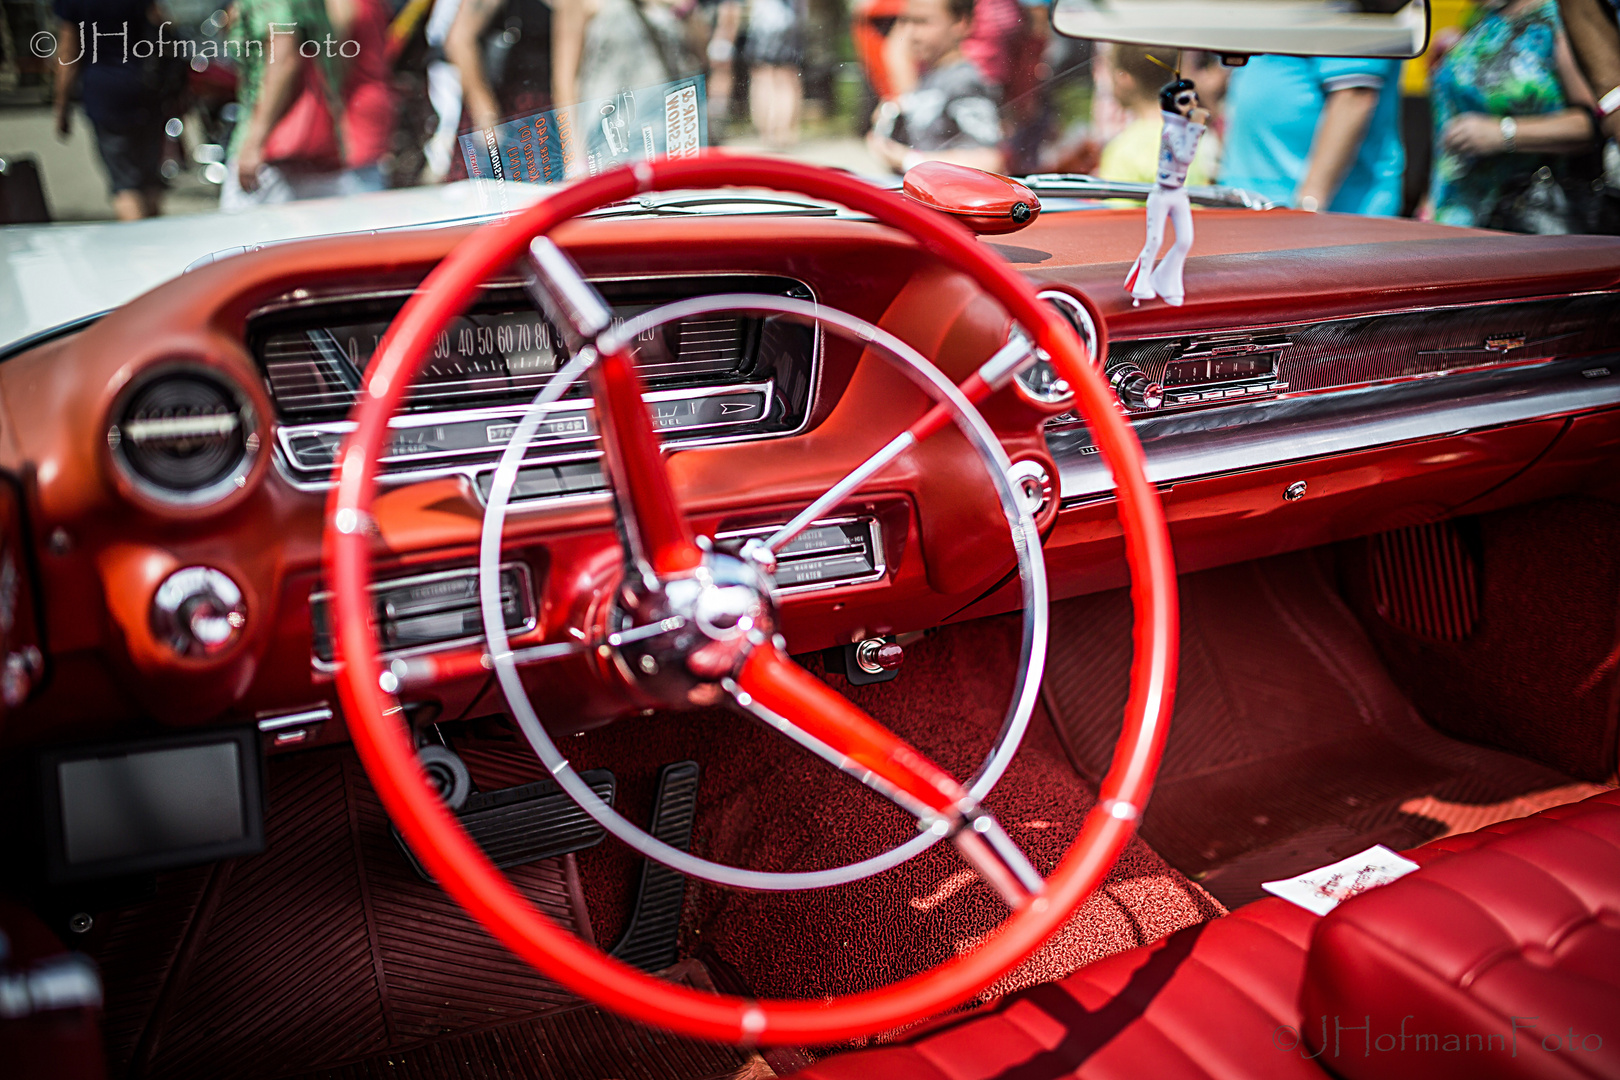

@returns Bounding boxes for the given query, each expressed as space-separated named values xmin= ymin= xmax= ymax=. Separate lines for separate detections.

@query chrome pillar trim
xmin=1053 ymin=356 xmax=1620 ymax=505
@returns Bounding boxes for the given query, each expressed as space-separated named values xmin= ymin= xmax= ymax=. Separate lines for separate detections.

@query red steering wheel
xmin=327 ymin=154 xmax=1178 ymax=1045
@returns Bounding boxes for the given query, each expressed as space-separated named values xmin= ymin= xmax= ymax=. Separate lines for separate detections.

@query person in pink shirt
xmin=225 ymin=0 xmax=398 ymax=208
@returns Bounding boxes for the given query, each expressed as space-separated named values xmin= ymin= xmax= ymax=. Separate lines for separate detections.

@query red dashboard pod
xmin=901 ymin=162 xmax=1042 ymax=236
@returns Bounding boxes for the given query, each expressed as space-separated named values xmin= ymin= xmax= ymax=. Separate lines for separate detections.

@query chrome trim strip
xmin=1109 ymin=290 xmax=1619 ymax=345
xmin=1053 ymin=356 xmax=1620 ymax=504
xmin=309 ymin=561 xmax=537 ymax=672
xmin=248 ymin=269 xmax=817 ymax=330
xmin=256 ymin=706 xmax=334 ymax=732
xmin=275 ymin=379 xmax=776 ymax=473
xmin=1018 ymin=173 xmax=1276 ymax=210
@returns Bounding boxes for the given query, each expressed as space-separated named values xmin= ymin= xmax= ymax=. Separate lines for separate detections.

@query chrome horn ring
xmin=477 ymin=293 xmax=1049 ymax=891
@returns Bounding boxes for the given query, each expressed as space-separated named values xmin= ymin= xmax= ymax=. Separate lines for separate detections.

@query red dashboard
xmin=0 ymin=206 xmax=1616 ymax=755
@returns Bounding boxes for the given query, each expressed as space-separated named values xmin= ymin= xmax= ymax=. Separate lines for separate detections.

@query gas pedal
xmin=610 ymin=760 xmax=700 ymax=972
xmin=395 ymin=769 xmax=617 ymax=882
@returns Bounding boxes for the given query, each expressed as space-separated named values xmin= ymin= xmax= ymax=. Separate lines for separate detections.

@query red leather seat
xmin=1304 ymin=791 xmax=1620 ymax=1080
xmin=801 ymin=789 xmax=1620 ymax=1080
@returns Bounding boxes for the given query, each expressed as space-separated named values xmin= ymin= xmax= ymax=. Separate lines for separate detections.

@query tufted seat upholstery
xmin=800 ymin=789 xmax=1620 ymax=1080
xmin=1303 ymin=790 xmax=1620 ymax=1080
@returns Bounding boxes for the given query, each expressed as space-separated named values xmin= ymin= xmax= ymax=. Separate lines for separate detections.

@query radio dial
xmin=1109 ymin=364 xmax=1164 ymax=411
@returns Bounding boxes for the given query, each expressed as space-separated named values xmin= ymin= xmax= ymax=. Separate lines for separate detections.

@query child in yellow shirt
xmin=1097 ymin=46 xmax=1222 ymax=187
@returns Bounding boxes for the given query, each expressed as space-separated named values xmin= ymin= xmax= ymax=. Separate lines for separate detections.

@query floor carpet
xmin=80 ymin=616 xmax=1223 ymax=1076
xmin=1042 ymin=550 xmax=1609 ymax=908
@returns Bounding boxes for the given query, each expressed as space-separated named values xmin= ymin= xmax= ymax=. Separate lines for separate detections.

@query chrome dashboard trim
xmin=275 ymin=379 xmax=777 ymax=473
xmin=248 ymin=269 xmax=818 ymax=319
xmin=1106 ymin=290 xmax=1619 ymax=345
xmin=256 ymin=706 xmax=334 ymax=732
xmin=1052 ymin=355 xmax=1620 ymax=505
xmin=308 ymin=561 xmax=538 ymax=672
xmin=714 ymin=515 xmax=887 ymax=595
xmin=259 ymin=272 xmax=822 ymax=500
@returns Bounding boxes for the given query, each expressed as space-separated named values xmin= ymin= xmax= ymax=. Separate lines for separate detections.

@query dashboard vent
xmin=108 ymin=369 xmax=258 ymax=506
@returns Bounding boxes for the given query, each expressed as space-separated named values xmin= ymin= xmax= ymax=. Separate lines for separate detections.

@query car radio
xmin=1158 ymin=334 xmax=1291 ymax=407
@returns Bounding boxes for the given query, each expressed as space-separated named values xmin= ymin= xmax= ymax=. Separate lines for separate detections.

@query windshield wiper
xmin=1017 ymin=174 xmax=1276 ymax=210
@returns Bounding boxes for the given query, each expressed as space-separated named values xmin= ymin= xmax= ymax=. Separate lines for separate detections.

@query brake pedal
xmin=395 ymin=767 xmax=617 ymax=882
xmin=610 ymin=760 xmax=700 ymax=972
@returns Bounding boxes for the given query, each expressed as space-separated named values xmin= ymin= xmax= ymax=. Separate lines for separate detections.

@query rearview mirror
xmin=1051 ymin=0 xmax=1430 ymax=60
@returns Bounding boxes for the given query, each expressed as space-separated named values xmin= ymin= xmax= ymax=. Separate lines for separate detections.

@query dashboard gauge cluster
xmin=248 ymin=275 xmax=817 ymax=496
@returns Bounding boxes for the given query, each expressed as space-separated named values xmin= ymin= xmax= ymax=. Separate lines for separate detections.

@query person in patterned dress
xmin=1429 ymin=0 xmax=1600 ymax=229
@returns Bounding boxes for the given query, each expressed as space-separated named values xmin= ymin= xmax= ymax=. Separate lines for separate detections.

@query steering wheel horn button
xmin=612 ymin=549 xmax=779 ymax=696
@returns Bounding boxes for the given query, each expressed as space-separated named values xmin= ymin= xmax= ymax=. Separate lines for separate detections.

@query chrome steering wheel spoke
xmin=764 ymin=332 xmax=1039 ymax=554
xmin=725 ymin=648 xmax=1043 ymax=910
xmin=383 ymin=617 xmax=689 ymax=692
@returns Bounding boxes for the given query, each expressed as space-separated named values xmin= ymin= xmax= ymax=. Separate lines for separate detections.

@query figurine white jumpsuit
xmin=1124 ymin=111 xmax=1207 ymax=306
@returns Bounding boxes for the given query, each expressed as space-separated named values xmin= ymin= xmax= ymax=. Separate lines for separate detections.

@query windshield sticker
xmin=1261 ymin=844 xmax=1421 ymax=916
xmin=459 ymin=76 xmax=708 ymax=191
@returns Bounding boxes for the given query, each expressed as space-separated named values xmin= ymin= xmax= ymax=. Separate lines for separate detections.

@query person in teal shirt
xmin=1221 ymin=54 xmax=1405 ymax=215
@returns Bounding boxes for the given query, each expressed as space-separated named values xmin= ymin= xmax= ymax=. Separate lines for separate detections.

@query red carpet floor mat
xmin=1042 ymin=550 xmax=1604 ymax=908
xmin=528 ymin=618 xmax=1225 ymax=1011
xmin=83 ymin=749 xmax=748 ymax=1080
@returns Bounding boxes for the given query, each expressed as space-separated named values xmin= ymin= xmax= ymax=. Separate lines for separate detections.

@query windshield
xmin=0 ymin=0 xmax=1613 ymax=234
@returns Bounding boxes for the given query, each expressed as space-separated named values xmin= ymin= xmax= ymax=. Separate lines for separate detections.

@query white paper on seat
xmin=1261 ymin=844 xmax=1422 ymax=916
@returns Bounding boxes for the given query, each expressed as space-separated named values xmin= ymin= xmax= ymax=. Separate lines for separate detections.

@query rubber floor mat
xmin=1042 ymin=550 xmax=1599 ymax=908
xmin=83 ymin=747 xmax=749 ymax=1080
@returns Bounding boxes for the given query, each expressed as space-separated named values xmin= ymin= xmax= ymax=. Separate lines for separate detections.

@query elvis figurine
xmin=1124 ymin=77 xmax=1209 ymax=307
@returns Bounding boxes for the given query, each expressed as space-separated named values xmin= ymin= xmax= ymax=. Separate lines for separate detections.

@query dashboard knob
xmin=1109 ymin=364 xmax=1164 ymax=411
xmin=855 ymin=637 xmax=903 ymax=675
xmin=151 ymin=566 xmax=247 ymax=658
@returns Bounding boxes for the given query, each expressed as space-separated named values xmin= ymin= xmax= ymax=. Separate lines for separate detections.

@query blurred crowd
xmin=20 ymin=0 xmax=1620 ymax=232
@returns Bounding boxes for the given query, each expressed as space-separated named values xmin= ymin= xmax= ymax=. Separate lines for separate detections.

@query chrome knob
xmin=1109 ymin=364 xmax=1164 ymax=411
xmin=1007 ymin=460 xmax=1054 ymax=517
xmin=2 ymin=652 xmax=30 ymax=707
xmin=151 ymin=566 xmax=247 ymax=658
